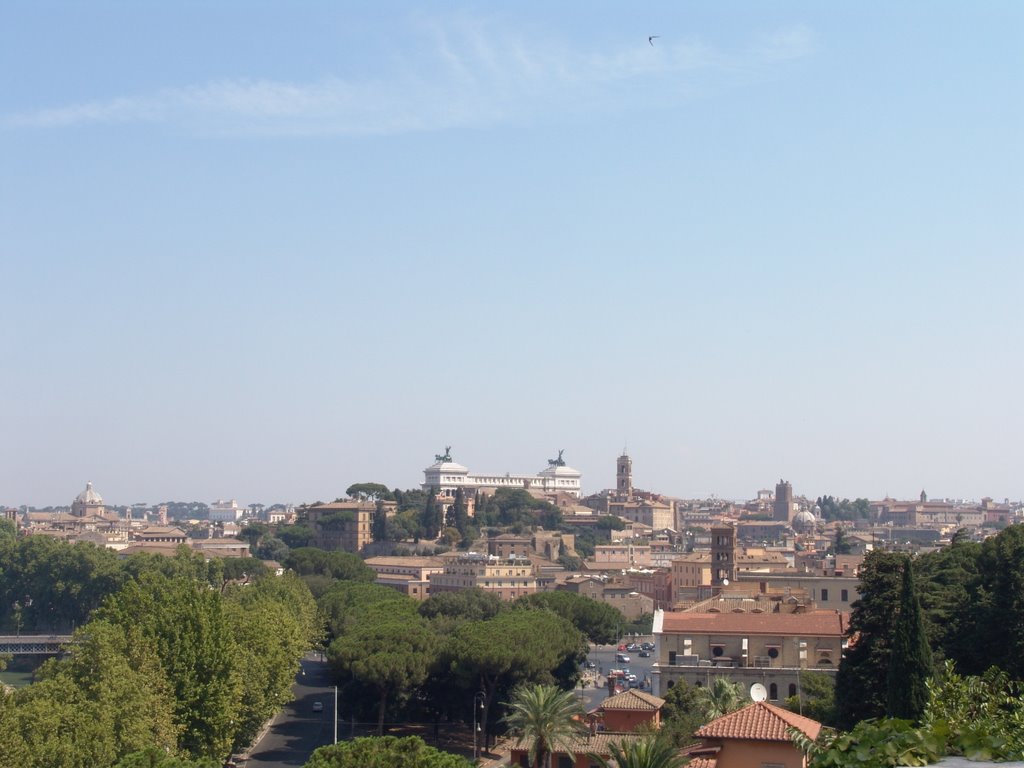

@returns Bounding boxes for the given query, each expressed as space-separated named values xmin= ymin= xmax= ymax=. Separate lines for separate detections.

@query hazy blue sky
xmin=2 ymin=2 xmax=1021 ymax=508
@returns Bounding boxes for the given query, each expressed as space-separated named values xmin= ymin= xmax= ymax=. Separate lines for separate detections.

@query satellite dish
xmin=750 ymin=683 xmax=768 ymax=702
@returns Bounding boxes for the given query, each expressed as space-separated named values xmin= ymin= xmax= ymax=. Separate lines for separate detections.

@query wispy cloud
xmin=3 ymin=20 xmax=814 ymax=136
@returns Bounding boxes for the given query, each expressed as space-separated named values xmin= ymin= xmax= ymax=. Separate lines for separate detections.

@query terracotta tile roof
xmin=660 ymin=610 xmax=847 ymax=636
xmin=511 ymin=731 xmax=646 ymax=756
xmin=600 ymin=689 xmax=665 ymax=711
xmin=694 ymin=702 xmax=821 ymax=742
xmin=364 ymin=556 xmax=444 ymax=567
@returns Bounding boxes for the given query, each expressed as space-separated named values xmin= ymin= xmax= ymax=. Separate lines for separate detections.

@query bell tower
xmin=711 ymin=523 xmax=736 ymax=588
xmin=616 ymin=452 xmax=633 ymax=501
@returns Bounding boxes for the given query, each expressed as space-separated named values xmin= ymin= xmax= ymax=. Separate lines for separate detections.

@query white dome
xmin=792 ymin=509 xmax=816 ymax=532
xmin=75 ymin=481 xmax=103 ymax=504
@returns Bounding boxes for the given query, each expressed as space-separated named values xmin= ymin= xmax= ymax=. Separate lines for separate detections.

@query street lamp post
xmin=472 ymin=691 xmax=486 ymax=762
xmin=333 ymin=685 xmax=338 ymax=744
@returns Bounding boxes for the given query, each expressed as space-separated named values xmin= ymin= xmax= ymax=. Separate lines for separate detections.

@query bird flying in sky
xmin=648 ymin=35 xmax=660 ymax=46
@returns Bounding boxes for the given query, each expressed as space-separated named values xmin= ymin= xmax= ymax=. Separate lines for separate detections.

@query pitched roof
xmin=511 ymin=731 xmax=646 ymax=756
xmin=600 ymin=689 xmax=665 ymax=712
xmin=660 ymin=610 xmax=847 ymax=637
xmin=694 ymin=702 xmax=821 ymax=742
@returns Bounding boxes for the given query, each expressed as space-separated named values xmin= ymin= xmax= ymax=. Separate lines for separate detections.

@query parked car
xmin=639 ymin=650 xmax=651 ymax=657
xmin=615 ymin=653 xmax=630 ymax=663
xmin=626 ymin=643 xmax=640 ymax=652
xmin=641 ymin=642 xmax=654 ymax=650
xmin=584 ymin=661 xmax=596 ymax=669
xmin=617 ymin=644 xmax=627 ymax=651
xmin=312 ymin=701 xmax=324 ymax=712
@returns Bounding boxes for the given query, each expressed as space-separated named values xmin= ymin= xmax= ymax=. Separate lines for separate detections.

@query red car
xmin=617 ymin=644 xmax=627 ymax=651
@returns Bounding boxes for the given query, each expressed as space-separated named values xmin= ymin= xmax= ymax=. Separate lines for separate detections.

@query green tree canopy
xmin=283 ymin=547 xmax=375 ymax=582
xmin=915 ymin=530 xmax=981 ymax=665
xmin=328 ymin=606 xmax=439 ymax=734
xmin=96 ymin=572 xmax=243 ymax=758
xmin=236 ymin=522 xmax=268 ymax=548
xmin=344 ymin=483 xmax=394 ymax=501
xmin=475 ymin=489 xmax=562 ymax=530
xmin=420 ymin=489 xmax=443 ymax=540
xmin=513 ymin=591 xmax=623 ymax=644
xmin=114 ymin=749 xmax=219 ymax=768
xmin=418 ymin=588 xmax=505 ymax=624
xmin=276 ymin=524 xmax=316 ymax=549
xmin=835 ymin=550 xmax=905 ymax=729
xmin=782 ymin=671 xmax=836 ymax=727
xmin=7 ymin=620 xmax=180 ymax=768
xmin=319 ymin=581 xmax=414 ymax=639
xmin=659 ymin=680 xmax=703 ymax=747
xmin=223 ymin=573 xmax=321 ymax=748
xmin=964 ymin=525 xmax=1024 ymax=679
xmin=440 ymin=609 xmax=586 ymax=749
xmin=304 ymin=735 xmax=471 ymax=768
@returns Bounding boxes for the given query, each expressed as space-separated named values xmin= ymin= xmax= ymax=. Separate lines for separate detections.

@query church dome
xmin=792 ymin=508 xmax=816 ymax=533
xmin=75 ymin=481 xmax=103 ymax=504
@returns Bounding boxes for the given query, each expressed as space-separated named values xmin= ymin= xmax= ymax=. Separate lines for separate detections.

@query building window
xmin=712 ymin=646 xmax=724 ymax=657
xmin=821 ymin=588 xmax=829 ymax=601
xmin=841 ymin=589 xmax=849 ymax=602
xmin=766 ymin=647 xmax=779 ymax=659
xmin=789 ymin=683 xmax=797 ymax=697
xmin=668 ymin=651 xmax=677 ymax=665
xmin=769 ymin=683 xmax=778 ymax=700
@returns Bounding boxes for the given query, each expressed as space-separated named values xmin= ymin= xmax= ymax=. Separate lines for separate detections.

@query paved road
xmin=245 ymin=653 xmax=337 ymax=768
xmin=580 ymin=641 xmax=656 ymax=712
xmin=244 ymin=641 xmax=657 ymax=765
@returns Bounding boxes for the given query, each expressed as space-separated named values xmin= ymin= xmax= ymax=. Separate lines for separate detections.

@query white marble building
xmin=421 ymin=449 xmax=582 ymax=498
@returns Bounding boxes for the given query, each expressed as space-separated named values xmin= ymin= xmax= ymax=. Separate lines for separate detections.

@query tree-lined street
xmin=247 ymin=654 xmax=336 ymax=768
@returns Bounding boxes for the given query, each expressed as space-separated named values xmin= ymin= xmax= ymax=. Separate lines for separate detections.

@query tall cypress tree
xmin=835 ymin=551 xmax=904 ymax=729
xmin=886 ymin=555 xmax=933 ymax=721
xmin=451 ymin=487 xmax=469 ymax=539
xmin=371 ymin=499 xmax=388 ymax=542
xmin=420 ymin=488 xmax=442 ymax=540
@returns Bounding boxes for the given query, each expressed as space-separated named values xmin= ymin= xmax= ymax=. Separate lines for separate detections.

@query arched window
xmin=769 ymin=683 xmax=778 ymax=700
xmin=666 ymin=680 xmax=675 ymax=689
xmin=789 ymin=683 xmax=797 ymax=698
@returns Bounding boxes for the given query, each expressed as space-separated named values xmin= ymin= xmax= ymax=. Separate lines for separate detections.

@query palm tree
xmin=695 ymin=677 xmax=745 ymax=720
xmin=592 ymin=734 xmax=689 ymax=768
xmin=503 ymin=683 xmax=586 ymax=768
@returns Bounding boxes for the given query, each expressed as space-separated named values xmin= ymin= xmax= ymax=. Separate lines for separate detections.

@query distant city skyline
xmin=2 ymin=4 xmax=1021 ymax=508
xmin=8 ymin=453 xmax=1019 ymax=510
